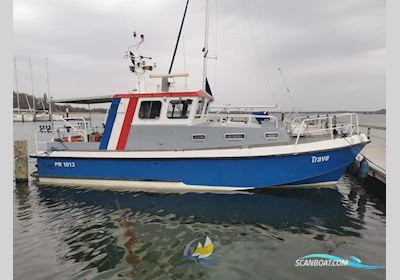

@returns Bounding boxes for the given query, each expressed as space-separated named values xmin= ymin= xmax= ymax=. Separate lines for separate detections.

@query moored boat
xmin=32 ymin=92 xmax=368 ymax=191
xmin=13 ymin=113 xmax=34 ymax=122
xmin=31 ymin=1 xmax=369 ymax=191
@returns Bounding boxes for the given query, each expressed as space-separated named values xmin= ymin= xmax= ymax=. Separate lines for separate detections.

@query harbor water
xmin=13 ymin=114 xmax=386 ymax=280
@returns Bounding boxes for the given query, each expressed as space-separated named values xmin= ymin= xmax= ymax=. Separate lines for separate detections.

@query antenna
xmin=46 ymin=57 xmax=54 ymax=127
xmin=124 ymin=32 xmax=156 ymax=93
xmin=183 ymin=35 xmax=188 ymax=90
xmin=29 ymin=58 xmax=36 ymax=119
xmin=202 ymin=0 xmax=210 ymax=91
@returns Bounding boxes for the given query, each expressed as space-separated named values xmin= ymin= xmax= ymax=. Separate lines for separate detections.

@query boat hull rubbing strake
xmin=35 ymin=138 xmax=367 ymax=191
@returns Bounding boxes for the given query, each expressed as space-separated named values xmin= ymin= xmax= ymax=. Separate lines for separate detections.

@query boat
xmin=13 ymin=113 xmax=22 ymax=122
xmin=35 ymin=112 xmax=49 ymax=122
xmin=13 ymin=59 xmax=35 ymax=122
xmin=14 ymin=113 xmax=34 ymax=122
xmin=32 ymin=1 xmax=369 ymax=191
xmin=14 ymin=57 xmax=64 ymax=122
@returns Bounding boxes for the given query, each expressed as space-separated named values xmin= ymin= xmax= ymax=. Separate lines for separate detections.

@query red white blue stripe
xmin=99 ymin=97 xmax=138 ymax=151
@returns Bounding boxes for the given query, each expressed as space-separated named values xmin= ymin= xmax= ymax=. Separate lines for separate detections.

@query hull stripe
xmin=37 ymin=177 xmax=337 ymax=192
xmin=36 ymin=144 xmax=363 ymax=188
xmin=54 ymin=135 xmax=368 ymax=159
xmin=107 ymin=98 xmax=130 ymax=150
xmin=116 ymin=98 xmax=138 ymax=150
xmin=99 ymin=98 xmax=120 ymax=150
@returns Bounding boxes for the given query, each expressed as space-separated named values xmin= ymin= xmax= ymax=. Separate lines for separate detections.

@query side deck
xmin=37 ymin=113 xmax=362 ymax=153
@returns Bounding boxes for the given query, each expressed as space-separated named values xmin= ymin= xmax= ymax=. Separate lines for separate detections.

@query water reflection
xmin=14 ymin=183 xmax=32 ymax=221
xmin=35 ymin=185 xmax=364 ymax=237
xmin=13 ymin=177 xmax=385 ymax=280
xmin=112 ymin=210 xmax=140 ymax=277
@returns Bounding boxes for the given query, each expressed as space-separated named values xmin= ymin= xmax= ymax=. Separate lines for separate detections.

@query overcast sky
xmin=13 ymin=0 xmax=385 ymax=111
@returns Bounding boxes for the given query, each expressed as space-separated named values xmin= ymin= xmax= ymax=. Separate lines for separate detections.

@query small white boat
xmin=34 ymin=113 xmax=64 ymax=122
xmin=51 ymin=114 xmax=64 ymax=121
xmin=23 ymin=113 xmax=34 ymax=122
xmin=35 ymin=113 xmax=49 ymax=122
xmin=13 ymin=113 xmax=23 ymax=122
xmin=13 ymin=113 xmax=34 ymax=122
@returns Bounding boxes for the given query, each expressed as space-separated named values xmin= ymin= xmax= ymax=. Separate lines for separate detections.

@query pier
xmin=352 ymin=141 xmax=386 ymax=184
xmin=362 ymin=143 xmax=386 ymax=183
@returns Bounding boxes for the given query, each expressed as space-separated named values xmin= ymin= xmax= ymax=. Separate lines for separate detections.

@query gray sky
xmin=13 ymin=0 xmax=385 ymax=111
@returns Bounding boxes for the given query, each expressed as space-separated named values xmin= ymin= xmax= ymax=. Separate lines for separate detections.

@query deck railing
xmin=203 ymin=112 xmax=279 ymax=128
xmin=288 ymin=113 xmax=360 ymax=146
xmin=34 ymin=117 xmax=89 ymax=153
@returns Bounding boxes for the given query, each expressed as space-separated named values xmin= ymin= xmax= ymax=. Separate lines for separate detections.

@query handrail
xmin=204 ymin=112 xmax=279 ymax=128
xmin=209 ymin=105 xmax=277 ymax=111
xmin=34 ymin=117 xmax=89 ymax=153
xmin=290 ymin=113 xmax=360 ymax=148
xmin=290 ymin=113 xmax=358 ymax=123
xmin=53 ymin=117 xmax=88 ymax=141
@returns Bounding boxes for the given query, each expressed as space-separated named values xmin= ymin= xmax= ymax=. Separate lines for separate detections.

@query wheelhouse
xmin=99 ymin=90 xmax=214 ymax=150
xmin=112 ymin=90 xmax=213 ymax=126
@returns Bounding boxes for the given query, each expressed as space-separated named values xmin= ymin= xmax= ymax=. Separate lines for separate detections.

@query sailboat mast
xmin=29 ymin=58 xmax=36 ymax=119
xmin=14 ymin=58 xmax=21 ymax=114
xmin=45 ymin=57 xmax=54 ymax=126
xmin=202 ymin=0 xmax=210 ymax=91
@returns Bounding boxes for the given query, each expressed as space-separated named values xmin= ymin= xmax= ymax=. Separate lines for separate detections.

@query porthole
xmin=224 ymin=133 xmax=246 ymax=140
xmin=265 ymin=132 xmax=279 ymax=139
xmin=192 ymin=134 xmax=207 ymax=141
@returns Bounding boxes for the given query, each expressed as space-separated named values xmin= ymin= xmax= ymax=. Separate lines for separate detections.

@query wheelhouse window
xmin=139 ymin=101 xmax=162 ymax=119
xmin=195 ymin=99 xmax=205 ymax=118
xmin=167 ymin=99 xmax=193 ymax=119
xmin=204 ymin=100 xmax=212 ymax=114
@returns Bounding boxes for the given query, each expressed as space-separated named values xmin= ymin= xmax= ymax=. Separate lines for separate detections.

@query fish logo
xmin=182 ymin=236 xmax=218 ymax=266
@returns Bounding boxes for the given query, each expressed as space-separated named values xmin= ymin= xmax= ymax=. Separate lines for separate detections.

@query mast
xmin=45 ymin=57 xmax=54 ymax=127
xmin=183 ymin=36 xmax=188 ymax=90
xmin=40 ymin=97 xmax=46 ymax=111
xmin=29 ymin=58 xmax=36 ymax=120
xmin=14 ymin=58 xmax=21 ymax=114
xmin=202 ymin=0 xmax=210 ymax=91
xmin=168 ymin=0 xmax=190 ymax=74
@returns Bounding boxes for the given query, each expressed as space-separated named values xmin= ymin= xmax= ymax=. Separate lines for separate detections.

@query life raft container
xmin=62 ymin=135 xmax=83 ymax=142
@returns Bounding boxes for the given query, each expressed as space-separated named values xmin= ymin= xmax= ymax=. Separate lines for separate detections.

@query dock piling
xmin=14 ymin=140 xmax=28 ymax=183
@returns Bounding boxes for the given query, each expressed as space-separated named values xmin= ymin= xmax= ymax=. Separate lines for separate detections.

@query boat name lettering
xmin=54 ymin=161 xmax=76 ymax=168
xmin=311 ymin=155 xmax=330 ymax=163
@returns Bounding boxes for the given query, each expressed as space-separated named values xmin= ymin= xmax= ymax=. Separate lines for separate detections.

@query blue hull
xmin=37 ymin=144 xmax=365 ymax=189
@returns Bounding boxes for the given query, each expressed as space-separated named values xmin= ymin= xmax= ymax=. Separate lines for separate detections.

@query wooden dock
xmin=355 ymin=143 xmax=386 ymax=184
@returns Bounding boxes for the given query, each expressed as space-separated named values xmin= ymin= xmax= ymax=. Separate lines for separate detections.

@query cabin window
xmin=265 ymin=132 xmax=279 ymax=139
xmin=167 ymin=99 xmax=193 ymax=119
xmin=224 ymin=133 xmax=246 ymax=140
xmin=195 ymin=99 xmax=205 ymax=118
xmin=192 ymin=134 xmax=207 ymax=141
xmin=139 ymin=101 xmax=162 ymax=119
xmin=204 ymin=100 xmax=212 ymax=114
